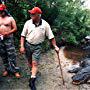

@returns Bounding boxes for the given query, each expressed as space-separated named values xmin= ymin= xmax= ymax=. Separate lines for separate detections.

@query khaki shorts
xmin=25 ymin=41 xmax=42 ymax=62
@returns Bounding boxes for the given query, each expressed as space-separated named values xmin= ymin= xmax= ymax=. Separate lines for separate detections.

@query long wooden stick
xmin=57 ymin=52 xmax=65 ymax=85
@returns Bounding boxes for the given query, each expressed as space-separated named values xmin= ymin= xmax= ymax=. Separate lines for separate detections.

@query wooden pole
xmin=57 ymin=52 xmax=65 ymax=85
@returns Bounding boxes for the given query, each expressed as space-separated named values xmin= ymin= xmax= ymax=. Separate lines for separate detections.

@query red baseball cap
xmin=0 ymin=4 xmax=6 ymax=11
xmin=28 ymin=7 xmax=42 ymax=14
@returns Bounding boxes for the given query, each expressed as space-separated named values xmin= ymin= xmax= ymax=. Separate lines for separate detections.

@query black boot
xmin=29 ymin=78 xmax=36 ymax=90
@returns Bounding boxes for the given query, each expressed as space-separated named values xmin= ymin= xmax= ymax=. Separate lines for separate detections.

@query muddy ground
xmin=0 ymin=47 xmax=90 ymax=90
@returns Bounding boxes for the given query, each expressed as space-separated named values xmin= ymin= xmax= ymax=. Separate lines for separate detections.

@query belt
xmin=26 ymin=41 xmax=41 ymax=46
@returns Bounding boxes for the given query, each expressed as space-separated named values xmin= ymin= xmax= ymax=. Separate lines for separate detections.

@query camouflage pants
xmin=0 ymin=34 xmax=19 ymax=73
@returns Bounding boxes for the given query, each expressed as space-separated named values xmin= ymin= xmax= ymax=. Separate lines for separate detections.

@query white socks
xmin=31 ymin=75 xmax=36 ymax=78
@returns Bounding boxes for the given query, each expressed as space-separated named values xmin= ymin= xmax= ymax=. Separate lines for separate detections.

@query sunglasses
xmin=30 ymin=14 xmax=41 ymax=17
xmin=30 ymin=14 xmax=36 ymax=17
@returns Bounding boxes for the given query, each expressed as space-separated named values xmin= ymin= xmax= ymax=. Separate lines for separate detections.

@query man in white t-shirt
xmin=20 ymin=7 xmax=59 ymax=90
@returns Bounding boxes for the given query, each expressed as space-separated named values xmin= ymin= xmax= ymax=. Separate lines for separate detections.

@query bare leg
xmin=29 ymin=60 xmax=37 ymax=90
xmin=31 ymin=61 xmax=38 ymax=77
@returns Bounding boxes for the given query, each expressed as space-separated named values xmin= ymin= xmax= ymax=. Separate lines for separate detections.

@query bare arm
xmin=8 ymin=17 xmax=17 ymax=35
xmin=50 ymin=38 xmax=59 ymax=52
xmin=20 ymin=36 xmax=25 ymax=47
xmin=20 ymin=36 xmax=25 ymax=53
xmin=50 ymin=38 xmax=57 ymax=47
xmin=20 ymin=21 xmax=28 ymax=53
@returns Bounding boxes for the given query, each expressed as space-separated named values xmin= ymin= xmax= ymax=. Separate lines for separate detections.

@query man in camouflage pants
xmin=0 ymin=4 xmax=20 ymax=78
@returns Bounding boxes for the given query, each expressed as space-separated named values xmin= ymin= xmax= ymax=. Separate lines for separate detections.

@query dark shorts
xmin=25 ymin=41 xmax=42 ymax=62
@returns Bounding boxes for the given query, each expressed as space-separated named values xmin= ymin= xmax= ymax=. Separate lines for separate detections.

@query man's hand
xmin=1 ymin=32 xmax=10 ymax=37
xmin=20 ymin=46 xmax=25 ymax=54
xmin=55 ymin=46 xmax=59 ymax=53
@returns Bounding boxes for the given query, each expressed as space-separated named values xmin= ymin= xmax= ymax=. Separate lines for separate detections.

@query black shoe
xmin=29 ymin=78 xmax=36 ymax=90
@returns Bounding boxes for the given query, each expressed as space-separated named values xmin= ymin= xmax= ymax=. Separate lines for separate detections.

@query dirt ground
xmin=0 ymin=47 xmax=90 ymax=90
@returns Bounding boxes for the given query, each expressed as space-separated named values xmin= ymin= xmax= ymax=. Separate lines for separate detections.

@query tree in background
xmin=3 ymin=0 xmax=90 ymax=49
xmin=54 ymin=0 xmax=90 ymax=46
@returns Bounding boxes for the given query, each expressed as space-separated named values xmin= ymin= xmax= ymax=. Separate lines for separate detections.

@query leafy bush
xmin=2 ymin=0 xmax=90 ymax=50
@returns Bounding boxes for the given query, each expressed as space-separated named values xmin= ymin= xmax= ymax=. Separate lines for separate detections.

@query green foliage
xmin=66 ymin=33 xmax=78 ymax=45
xmin=3 ymin=0 xmax=90 ymax=49
xmin=54 ymin=0 xmax=90 ymax=45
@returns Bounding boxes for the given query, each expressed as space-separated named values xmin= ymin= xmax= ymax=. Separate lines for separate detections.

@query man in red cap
xmin=0 ymin=4 xmax=21 ymax=78
xmin=20 ymin=7 xmax=59 ymax=90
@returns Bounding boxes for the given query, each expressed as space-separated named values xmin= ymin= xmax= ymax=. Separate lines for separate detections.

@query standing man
xmin=0 ymin=4 xmax=20 ymax=78
xmin=20 ymin=7 xmax=59 ymax=90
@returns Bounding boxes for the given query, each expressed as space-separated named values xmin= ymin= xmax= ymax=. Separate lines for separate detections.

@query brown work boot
xmin=15 ymin=72 xmax=21 ymax=78
xmin=2 ymin=71 xmax=8 ymax=77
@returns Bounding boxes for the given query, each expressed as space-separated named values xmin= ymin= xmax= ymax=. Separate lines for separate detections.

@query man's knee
xmin=32 ymin=61 xmax=38 ymax=67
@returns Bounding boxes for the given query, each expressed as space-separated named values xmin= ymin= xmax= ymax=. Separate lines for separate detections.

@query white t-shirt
xmin=21 ymin=19 xmax=54 ymax=44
